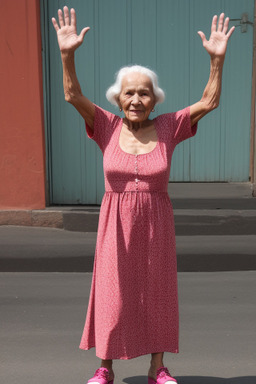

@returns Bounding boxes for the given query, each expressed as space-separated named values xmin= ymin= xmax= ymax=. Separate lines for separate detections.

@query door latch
xmin=229 ymin=13 xmax=253 ymax=33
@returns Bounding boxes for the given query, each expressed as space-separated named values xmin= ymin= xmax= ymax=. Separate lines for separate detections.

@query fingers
xmin=227 ymin=25 xmax=235 ymax=39
xmin=217 ymin=13 xmax=225 ymax=31
xmin=52 ymin=17 xmax=59 ymax=32
xmin=56 ymin=6 xmax=71 ymax=28
xmin=63 ymin=6 xmax=70 ymax=26
xmin=197 ymin=31 xmax=206 ymax=45
xmin=223 ymin=16 xmax=230 ymax=34
xmin=223 ymin=17 xmax=235 ymax=39
xmin=70 ymin=8 xmax=76 ymax=27
xmin=211 ymin=15 xmax=218 ymax=34
xmin=58 ymin=9 xmax=64 ymax=27
xmin=212 ymin=13 xmax=235 ymax=38
xmin=78 ymin=27 xmax=90 ymax=43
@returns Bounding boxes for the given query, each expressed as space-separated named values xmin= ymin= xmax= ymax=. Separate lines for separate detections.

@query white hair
xmin=106 ymin=65 xmax=165 ymax=106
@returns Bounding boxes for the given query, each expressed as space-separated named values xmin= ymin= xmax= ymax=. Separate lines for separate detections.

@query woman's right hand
xmin=52 ymin=6 xmax=90 ymax=54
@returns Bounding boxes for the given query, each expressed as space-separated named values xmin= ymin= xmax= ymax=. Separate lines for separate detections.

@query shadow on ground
xmin=124 ymin=376 xmax=256 ymax=384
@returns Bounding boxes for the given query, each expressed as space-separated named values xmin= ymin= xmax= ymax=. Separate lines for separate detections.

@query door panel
xmin=41 ymin=0 xmax=254 ymax=204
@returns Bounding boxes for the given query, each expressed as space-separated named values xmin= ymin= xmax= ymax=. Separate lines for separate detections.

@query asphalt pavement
xmin=0 ymin=226 xmax=256 ymax=272
xmin=1 ymin=271 xmax=256 ymax=384
xmin=1 ymin=182 xmax=256 ymax=383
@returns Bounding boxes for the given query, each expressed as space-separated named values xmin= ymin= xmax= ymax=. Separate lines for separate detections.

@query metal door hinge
xmin=230 ymin=13 xmax=253 ymax=33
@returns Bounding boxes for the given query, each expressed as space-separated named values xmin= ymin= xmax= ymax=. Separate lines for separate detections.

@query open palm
xmin=52 ymin=6 xmax=90 ymax=53
xmin=198 ymin=13 xmax=235 ymax=59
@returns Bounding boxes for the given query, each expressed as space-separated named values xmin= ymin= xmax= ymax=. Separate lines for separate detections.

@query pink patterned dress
xmin=79 ymin=105 xmax=197 ymax=360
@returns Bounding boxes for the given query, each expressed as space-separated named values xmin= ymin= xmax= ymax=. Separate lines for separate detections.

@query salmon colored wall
xmin=0 ymin=0 xmax=46 ymax=209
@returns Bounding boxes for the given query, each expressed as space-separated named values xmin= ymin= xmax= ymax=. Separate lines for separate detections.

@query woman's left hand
xmin=198 ymin=13 xmax=235 ymax=59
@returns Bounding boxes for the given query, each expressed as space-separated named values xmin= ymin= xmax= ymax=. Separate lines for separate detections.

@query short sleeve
xmin=85 ymin=104 xmax=120 ymax=153
xmin=171 ymin=106 xmax=197 ymax=145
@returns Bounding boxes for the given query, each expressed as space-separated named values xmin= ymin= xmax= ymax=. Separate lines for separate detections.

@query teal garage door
xmin=41 ymin=0 xmax=254 ymax=204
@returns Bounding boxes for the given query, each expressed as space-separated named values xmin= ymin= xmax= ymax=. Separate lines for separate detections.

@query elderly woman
xmin=52 ymin=7 xmax=234 ymax=384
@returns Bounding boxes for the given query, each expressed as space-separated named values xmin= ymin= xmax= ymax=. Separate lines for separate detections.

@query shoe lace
xmin=157 ymin=367 xmax=171 ymax=379
xmin=95 ymin=368 xmax=109 ymax=381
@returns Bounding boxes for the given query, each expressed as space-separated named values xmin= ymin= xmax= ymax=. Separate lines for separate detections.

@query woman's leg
xmin=148 ymin=352 xmax=164 ymax=380
xmin=101 ymin=359 xmax=114 ymax=381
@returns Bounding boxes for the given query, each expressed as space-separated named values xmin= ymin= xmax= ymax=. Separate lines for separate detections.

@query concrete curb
xmin=1 ymin=206 xmax=256 ymax=235
xmin=1 ymin=183 xmax=255 ymax=231
xmin=0 ymin=209 xmax=100 ymax=231
xmin=0 ymin=209 xmax=64 ymax=229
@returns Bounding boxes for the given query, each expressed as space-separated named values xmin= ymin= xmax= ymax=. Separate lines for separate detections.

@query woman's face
xmin=118 ymin=72 xmax=156 ymax=123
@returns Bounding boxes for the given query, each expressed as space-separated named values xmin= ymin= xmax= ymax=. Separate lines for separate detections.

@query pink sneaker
xmin=148 ymin=367 xmax=177 ymax=384
xmin=87 ymin=368 xmax=114 ymax=384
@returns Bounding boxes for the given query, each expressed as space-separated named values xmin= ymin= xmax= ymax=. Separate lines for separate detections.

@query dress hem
xmin=79 ymin=345 xmax=179 ymax=360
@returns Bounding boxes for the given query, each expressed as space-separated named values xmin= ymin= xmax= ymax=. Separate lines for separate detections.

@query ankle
xmin=101 ymin=360 xmax=113 ymax=370
xmin=150 ymin=360 xmax=164 ymax=371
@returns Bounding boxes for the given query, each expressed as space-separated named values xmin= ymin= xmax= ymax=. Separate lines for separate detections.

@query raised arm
xmin=190 ymin=13 xmax=235 ymax=127
xmin=52 ymin=6 xmax=95 ymax=130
